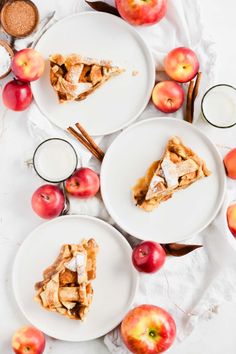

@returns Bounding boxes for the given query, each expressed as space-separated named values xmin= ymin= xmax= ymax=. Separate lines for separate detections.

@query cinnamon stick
xmin=191 ymin=72 xmax=202 ymax=117
xmin=67 ymin=127 xmax=103 ymax=162
xmin=185 ymin=80 xmax=195 ymax=123
xmin=75 ymin=122 xmax=105 ymax=159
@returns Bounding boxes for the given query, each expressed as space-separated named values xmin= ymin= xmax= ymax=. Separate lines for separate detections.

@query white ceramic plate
xmin=31 ymin=12 xmax=155 ymax=136
xmin=100 ymin=118 xmax=226 ymax=243
xmin=12 ymin=215 xmax=138 ymax=341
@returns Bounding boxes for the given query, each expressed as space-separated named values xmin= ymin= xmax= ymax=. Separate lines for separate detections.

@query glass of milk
xmin=201 ymin=84 xmax=236 ymax=128
xmin=33 ymin=138 xmax=78 ymax=183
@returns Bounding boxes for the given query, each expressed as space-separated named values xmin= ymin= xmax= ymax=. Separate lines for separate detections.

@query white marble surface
xmin=1 ymin=0 xmax=236 ymax=353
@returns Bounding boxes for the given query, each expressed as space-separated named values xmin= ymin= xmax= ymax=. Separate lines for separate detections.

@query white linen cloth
xmin=12 ymin=0 xmax=236 ymax=352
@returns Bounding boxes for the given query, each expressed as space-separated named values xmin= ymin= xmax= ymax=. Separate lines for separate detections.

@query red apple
xmin=121 ymin=304 xmax=176 ymax=353
xmin=31 ymin=184 xmax=65 ymax=219
xmin=132 ymin=241 xmax=166 ymax=273
xmin=2 ymin=79 xmax=32 ymax=111
xmin=65 ymin=168 xmax=100 ymax=198
xmin=12 ymin=326 xmax=45 ymax=354
xmin=116 ymin=0 xmax=167 ymax=26
xmin=227 ymin=203 xmax=236 ymax=237
xmin=164 ymin=47 xmax=199 ymax=83
xmin=224 ymin=148 xmax=236 ymax=179
xmin=152 ymin=81 xmax=184 ymax=113
xmin=12 ymin=48 xmax=45 ymax=82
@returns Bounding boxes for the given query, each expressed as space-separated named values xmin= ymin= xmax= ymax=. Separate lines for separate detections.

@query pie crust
xmin=132 ymin=137 xmax=211 ymax=211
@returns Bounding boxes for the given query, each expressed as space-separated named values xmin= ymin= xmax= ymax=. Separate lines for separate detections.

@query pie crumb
xmin=132 ymin=70 xmax=139 ymax=77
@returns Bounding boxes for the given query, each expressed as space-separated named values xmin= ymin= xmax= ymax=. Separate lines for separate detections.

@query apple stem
xmin=140 ymin=249 xmax=148 ymax=257
xmin=41 ymin=193 xmax=50 ymax=201
xmin=149 ymin=330 xmax=156 ymax=337
xmin=167 ymin=98 xmax=173 ymax=108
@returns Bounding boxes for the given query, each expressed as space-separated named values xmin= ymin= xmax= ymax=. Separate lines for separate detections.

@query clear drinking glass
xmin=33 ymin=138 xmax=78 ymax=183
xmin=201 ymin=84 xmax=236 ymax=128
xmin=33 ymin=138 xmax=79 ymax=214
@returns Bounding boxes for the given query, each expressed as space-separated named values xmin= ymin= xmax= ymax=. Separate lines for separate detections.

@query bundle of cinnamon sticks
xmin=67 ymin=122 xmax=105 ymax=162
xmin=185 ymin=72 xmax=202 ymax=124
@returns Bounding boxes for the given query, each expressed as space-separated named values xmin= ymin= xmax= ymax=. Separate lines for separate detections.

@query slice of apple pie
xmin=34 ymin=239 xmax=99 ymax=320
xmin=132 ymin=137 xmax=211 ymax=212
xmin=49 ymin=53 xmax=124 ymax=103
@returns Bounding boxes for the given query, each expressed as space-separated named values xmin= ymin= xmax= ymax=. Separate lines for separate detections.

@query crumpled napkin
xmin=14 ymin=0 xmax=236 ymax=352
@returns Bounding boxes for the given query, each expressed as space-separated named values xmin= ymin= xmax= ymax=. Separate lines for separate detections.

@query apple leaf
xmin=124 ymin=234 xmax=202 ymax=257
xmin=162 ymin=243 xmax=202 ymax=257
xmin=85 ymin=1 xmax=120 ymax=17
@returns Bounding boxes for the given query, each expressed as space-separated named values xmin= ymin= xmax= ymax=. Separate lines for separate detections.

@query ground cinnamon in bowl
xmin=0 ymin=0 xmax=39 ymax=38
